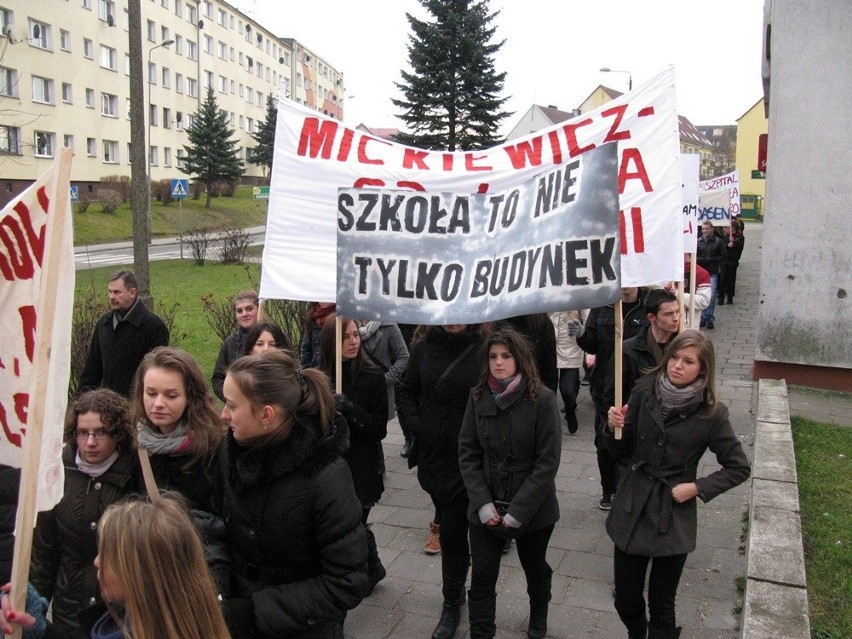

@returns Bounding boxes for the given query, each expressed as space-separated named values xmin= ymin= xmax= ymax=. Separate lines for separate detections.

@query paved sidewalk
xmin=346 ymin=225 xmax=768 ymax=638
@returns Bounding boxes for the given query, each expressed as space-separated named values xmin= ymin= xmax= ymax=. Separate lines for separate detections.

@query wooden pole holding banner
xmin=334 ymin=316 xmax=343 ymax=394
xmin=137 ymin=448 xmax=161 ymax=503
xmin=677 ymin=280 xmax=685 ymax=334
xmin=9 ymin=149 xmax=73 ymax=638
xmin=257 ymin=300 xmax=265 ymax=322
xmin=688 ymin=252 xmax=698 ymax=329
xmin=613 ymin=299 xmax=623 ymax=440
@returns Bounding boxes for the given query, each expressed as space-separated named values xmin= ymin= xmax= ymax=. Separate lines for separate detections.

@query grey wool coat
xmin=605 ymin=375 xmax=750 ymax=556
xmin=458 ymin=382 xmax=561 ymax=538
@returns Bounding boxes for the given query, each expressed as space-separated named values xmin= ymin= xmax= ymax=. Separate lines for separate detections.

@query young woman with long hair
xmin=217 ymin=350 xmax=368 ymax=638
xmin=130 ymin=347 xmax=224 ymax=511
xmin=458 ymin=328 xmax=562 ymax=639
xmin=241 ymin=320 xmax=296 ymax=357
xmin=606 ymin=330 xmax=750 ymax=638
xmin=318 ymin=314 xmax=389 ymax=594
xmin=1 ymin=495 xmax=230 ymax=639
xmin=397 ymin=324 xmax=485 ymax=639
xmin=29 ymin=389 xmax=139 ymax=639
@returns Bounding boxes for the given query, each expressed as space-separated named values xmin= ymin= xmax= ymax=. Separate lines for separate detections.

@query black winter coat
xmin=211 ymin=330 xmax=248 ymax=402
xmin=29 ymin=447 xmax=139 ymax=638
xmin=605 ymin=375 xmax=750 ymax=556
xmin=214 ymin=416 xmax=368 ymax=639
xmin=397 ymin=327 xmax=483 ymax=504
xmin=722 ymin=233 xmax=745 ymax=267
xmin=77 ymin=300 xmax=169 ymax=397
xmin=148 ymin=450 xmax=217 ymax=512
xmin=0 ymin=465 xmax=20 ymax=585
xmin=459 ymin=383 xmax=561 ymax=539
xmin=696 ymin=233 xmax=725 ymax=275
xmin=336 ymin=364 xmax=388 ymax=505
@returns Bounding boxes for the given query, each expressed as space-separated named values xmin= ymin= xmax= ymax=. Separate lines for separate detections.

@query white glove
xmin=502 ymin=513 xmax=522 ymax=528
xmin=478 ymin=503 xmax=499 ymax=524
xmin=566 ymin=319 xmax=585 ymax=337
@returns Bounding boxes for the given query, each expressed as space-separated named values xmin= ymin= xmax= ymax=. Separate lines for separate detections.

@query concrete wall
xmin=756 ymin=1 xmax=852 ymax=386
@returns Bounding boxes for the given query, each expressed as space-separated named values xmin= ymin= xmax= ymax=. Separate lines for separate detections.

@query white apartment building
xmin=0 ymin=0 xmax=344 ymax=205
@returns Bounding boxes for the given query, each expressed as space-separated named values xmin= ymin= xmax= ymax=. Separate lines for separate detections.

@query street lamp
xmin=147 ymin=38 xmax=174 ymax=243
xmin=600 ymin=67 xmax=633 ymax=92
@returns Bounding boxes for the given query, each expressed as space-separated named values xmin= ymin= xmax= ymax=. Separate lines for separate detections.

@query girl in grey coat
xmin=606 ymin=330 xmax=750 ymax=639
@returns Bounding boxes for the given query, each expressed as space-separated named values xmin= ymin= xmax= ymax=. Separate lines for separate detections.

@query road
xmin=74 ymin=227 xmax=266 ymax=270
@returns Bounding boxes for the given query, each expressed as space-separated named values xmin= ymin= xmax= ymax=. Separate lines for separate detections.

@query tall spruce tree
xmin=249 ymin=95 xmax=277 ymax=178
xmin=182 ymin=87 xmax=244 ymax=208
xmin=392 ymin=0 xmax=511 ymax=151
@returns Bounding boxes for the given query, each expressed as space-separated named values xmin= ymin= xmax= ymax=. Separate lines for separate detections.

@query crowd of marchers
xmin=1 ymin=219 xmax=749 ymax=639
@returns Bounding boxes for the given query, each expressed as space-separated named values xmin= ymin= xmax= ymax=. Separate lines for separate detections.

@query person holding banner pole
xmin=318 ymin=315 xmax=389 ymax=595
xmin=397 ymin=325 xmax=484 ymax=639
xmin=605 ymin=330 xmax=750 ymax=638
xmin=696 ymin=222 xmax=725 ymax=329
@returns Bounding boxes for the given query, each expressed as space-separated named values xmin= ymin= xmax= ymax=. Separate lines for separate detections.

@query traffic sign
xmin=171 ymin=178 xmax=189 ymax=199
xmin=253 ymin=186 xmax=270 ymax=200
xmin=70 ymin=186 xmax=78 ymax=202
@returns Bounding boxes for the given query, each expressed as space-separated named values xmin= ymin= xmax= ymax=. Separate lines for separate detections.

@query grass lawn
xmin=74 ymin=185 xmax=267 ymax=246
xmin=791 ymin=416 xmax=851 ymax=639
xmin=76 ymin=260 xmax=261 ymax=380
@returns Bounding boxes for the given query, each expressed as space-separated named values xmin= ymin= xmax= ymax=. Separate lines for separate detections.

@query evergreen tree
xmin=249 ymin=95 xmax=277 ymax=178
xmin=392 ymin=0 xmax=511 ymax=151
xmin=181 ymin=87 xmax=244 ymax=208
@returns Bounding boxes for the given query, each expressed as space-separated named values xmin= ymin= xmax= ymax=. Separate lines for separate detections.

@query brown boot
xmin=424 ymin=521 xmax=441 ymax=555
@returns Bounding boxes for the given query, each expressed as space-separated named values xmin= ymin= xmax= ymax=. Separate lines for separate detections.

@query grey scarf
xmin=657 ymin=374 xmax=705 ymax=411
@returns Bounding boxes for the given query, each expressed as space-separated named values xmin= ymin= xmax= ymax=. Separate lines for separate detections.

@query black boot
xmin=526 ymin=566 xmax=552 ymax=638
xmin=467 ymin=589 xmax=497 ymax=638
xmin=431 ymin=555 xmax=469 ymax=639
xmin=364 ymin=525 xmax=386 ymax=595
xmin=648 ymin=625 xmax=681 ymax=638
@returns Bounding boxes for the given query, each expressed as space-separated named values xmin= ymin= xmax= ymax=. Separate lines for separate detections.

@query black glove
xmin=333 ymin=393 xmax=355 ymax=418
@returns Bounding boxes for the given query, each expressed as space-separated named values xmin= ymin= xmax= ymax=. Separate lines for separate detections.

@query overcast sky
xmin=231 ymin=0 xmax=765 ymax=135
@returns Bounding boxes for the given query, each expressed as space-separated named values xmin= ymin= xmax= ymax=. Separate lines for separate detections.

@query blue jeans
xmin=701 ymin=273 xmax=718 ymax=323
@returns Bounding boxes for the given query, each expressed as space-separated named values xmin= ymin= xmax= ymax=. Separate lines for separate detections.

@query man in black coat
xmin=77 ymin=269 xmax=169 ymax=397
xmin=696 ymin=221 xmax=725 ymax=329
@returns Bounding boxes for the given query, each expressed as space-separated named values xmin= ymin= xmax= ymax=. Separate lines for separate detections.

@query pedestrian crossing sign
xmin=171 ymin=178 xmax=189 ymax=199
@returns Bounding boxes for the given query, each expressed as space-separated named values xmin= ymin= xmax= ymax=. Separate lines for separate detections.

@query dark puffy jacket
xmin=397 ymin=327 xmax=482 ymax=504
xmin=215 ymin=416 xmax=368 ymax=639
xmin=212 ymin=330 xmax=248 ymax=402
xmin=696 ymin=232 xmax=725 ymax=275
xmin=29 ymin=447 xmax=139 ymax=638
xmin=147 ymin=449 xmax=217 ymax=512
xmin=605 ymin=375 xmax=750 ymax=556
xmin=0 ymin=465 xmax=20 ymax=585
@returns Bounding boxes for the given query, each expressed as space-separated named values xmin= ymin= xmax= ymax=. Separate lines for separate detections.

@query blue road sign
xmin=70 ymin=186 xmax=79 ymax=202
xmin=171 ymin=178 xmax=189 ymax=199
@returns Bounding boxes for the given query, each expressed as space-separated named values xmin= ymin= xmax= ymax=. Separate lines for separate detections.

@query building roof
xmin=536 ymin=104 xmax=578 ymax=125
xmin=736 ymin=97 xmax=766 ymax=121
xmin=678 ymin=115 xmax=714 ymax=149
xmin=576 ymin=85 xmax=624 ymax=109
xmin=356 ymin=125 xmax=401 ymax=140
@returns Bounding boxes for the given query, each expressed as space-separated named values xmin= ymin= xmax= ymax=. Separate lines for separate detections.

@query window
xmin=32 ymin=76 xmax=54 ymax=104
xmin=125 ymin=54 xmax=130 ymax=75
xmin=161 ymin=0 xmax=169 ymax=7
xmin=0 ymin=67 xmax=18 ymax=98
xmin=257 ymin=92 xmax=264 ymax=107
xmin=162 ymin=67 xmax=170 ymax=88
xmin=98 ymin=0 xmax=115 ymax=24
xmin=34 ymin=131 xmax=55 ymax=157
xmin=29 ymin=19 xmax=51 ymax=50
xmin=186 ymin=114 xmax=195 ymax=129
xmin=149 ymin=146 xmax=158 ymax=166
xmin=218 ymin=75 xmax=226 ymax=93
xmin=126 ymin=97 xmax=131 ymax=119
xmin=246 ymin=118 xmax=253 ymax=133
xmin=146 ymin=20 xmax=155 ymax=42
xmin=0 ymin=8 xmax=13 ymax=33
xmin=101 ymin=93 xmax=118 ymax=117
xmin=163 ymin=107 xmax=172 ymax=129
xmin=63 ymin=134 xmax=74 ymax=150
xmin=176 ymin=111 xmax=183 ymax=130
xmin=203 ymin=70 xmax=212 ymax=88
xmin=217 ymin=8 xmax=227 ymax=26
xmin=103 ymin=140 xmax=118 ymax=163
xmin=187 ymin=40 xmax=197 ymax=60
xmin=238 ymin=114 xmax=243 ymax=129
xmin=85 ymin=137 xmax=96 ymax=156
xmin=85 ymin=88 xmax=95 ymax=107
xmin=218 ymin=41 xmax=226 ymax=60
xmin=174 ymin=0 xmax=182 ymax=17
xmin=229 ymin=79 xmax=235 ymax=94
xmin=174 ymin=34 xmax=183 ymax=56
xmin=60 ymin=29 xmax=70 ymax=51
xmin=161 ymin=26 xmax=170 ymax=43
xmin=126 ymin=143 xmax=131 ymax=162
xmin=100 ymin=45 xmax=117 ymax=70
xmin=246 ymin=87 xmax=254 ymax=103
xmin=176 ymin=148 xmax=185 ymax=169
xmin=186 ymin=3 xmax=197 ymax=24
xmin=82 ymin=0 xmax=92 ymax=9
xmin=61 ymin=82 xmax=72 ymax=103
xmin=0 ymin=126 xmax=22 ymax=155
xmin=175 ymin=73 xmax=183 ymax=93
xmin=164 ymin=146 xmax=172 ymax=167
xmin=148 ymin=62 xmax=156 ymax=84
xmin=149 ymin=104 xmax=158 ymax=127
xmin=281 ymin=51 xmax=291 ymax=66
xmin=187 ymin=77 xmax=197 ymax=97
xmin=203 ymin=34 xmax=212 ymax=54
xmin=83 ymin=38 xmax=93 ymax=59
xmin=257 ymin=62 xmax=263 ymax=79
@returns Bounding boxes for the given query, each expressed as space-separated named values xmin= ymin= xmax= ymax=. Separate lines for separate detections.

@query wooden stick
xmin=688 ymin=252 xmax=698 ymax=328
xmin=613 ymin=298 xmax=623 ymax=440
xmin=257 ymin=299 xmax=265 ymax=322
xmin=677 ymin=279 xmax=685 ymax=334
xmin=137 ymin=448 xmax=161 ymax=503
xmin=9 ymin=149 xmax=73 ymax=638
xmin=334 ymin=316 xmax=343 ymax=394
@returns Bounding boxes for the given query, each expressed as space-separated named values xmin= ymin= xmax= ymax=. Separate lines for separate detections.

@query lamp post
xmin=147 ymin=38 xmax=174 ymax=243
xmin=599 ymin=67 xmax=633 ymax=91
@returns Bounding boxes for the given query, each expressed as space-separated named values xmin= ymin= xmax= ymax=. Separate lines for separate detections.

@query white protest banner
xmin=698 ymin=188 xmax=731 ymax=226
xmin=0 ymin=150 xmax=74 ymax=511
xmin=681 ymin=154 xmax=700 ymax=251
xmin=337 ymin=144 xmax=621 ymax=323
xmin=699 ymin=169 xmax=740 ymax=218
xmin=261 ymin=67 xmax=683 ymax=302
